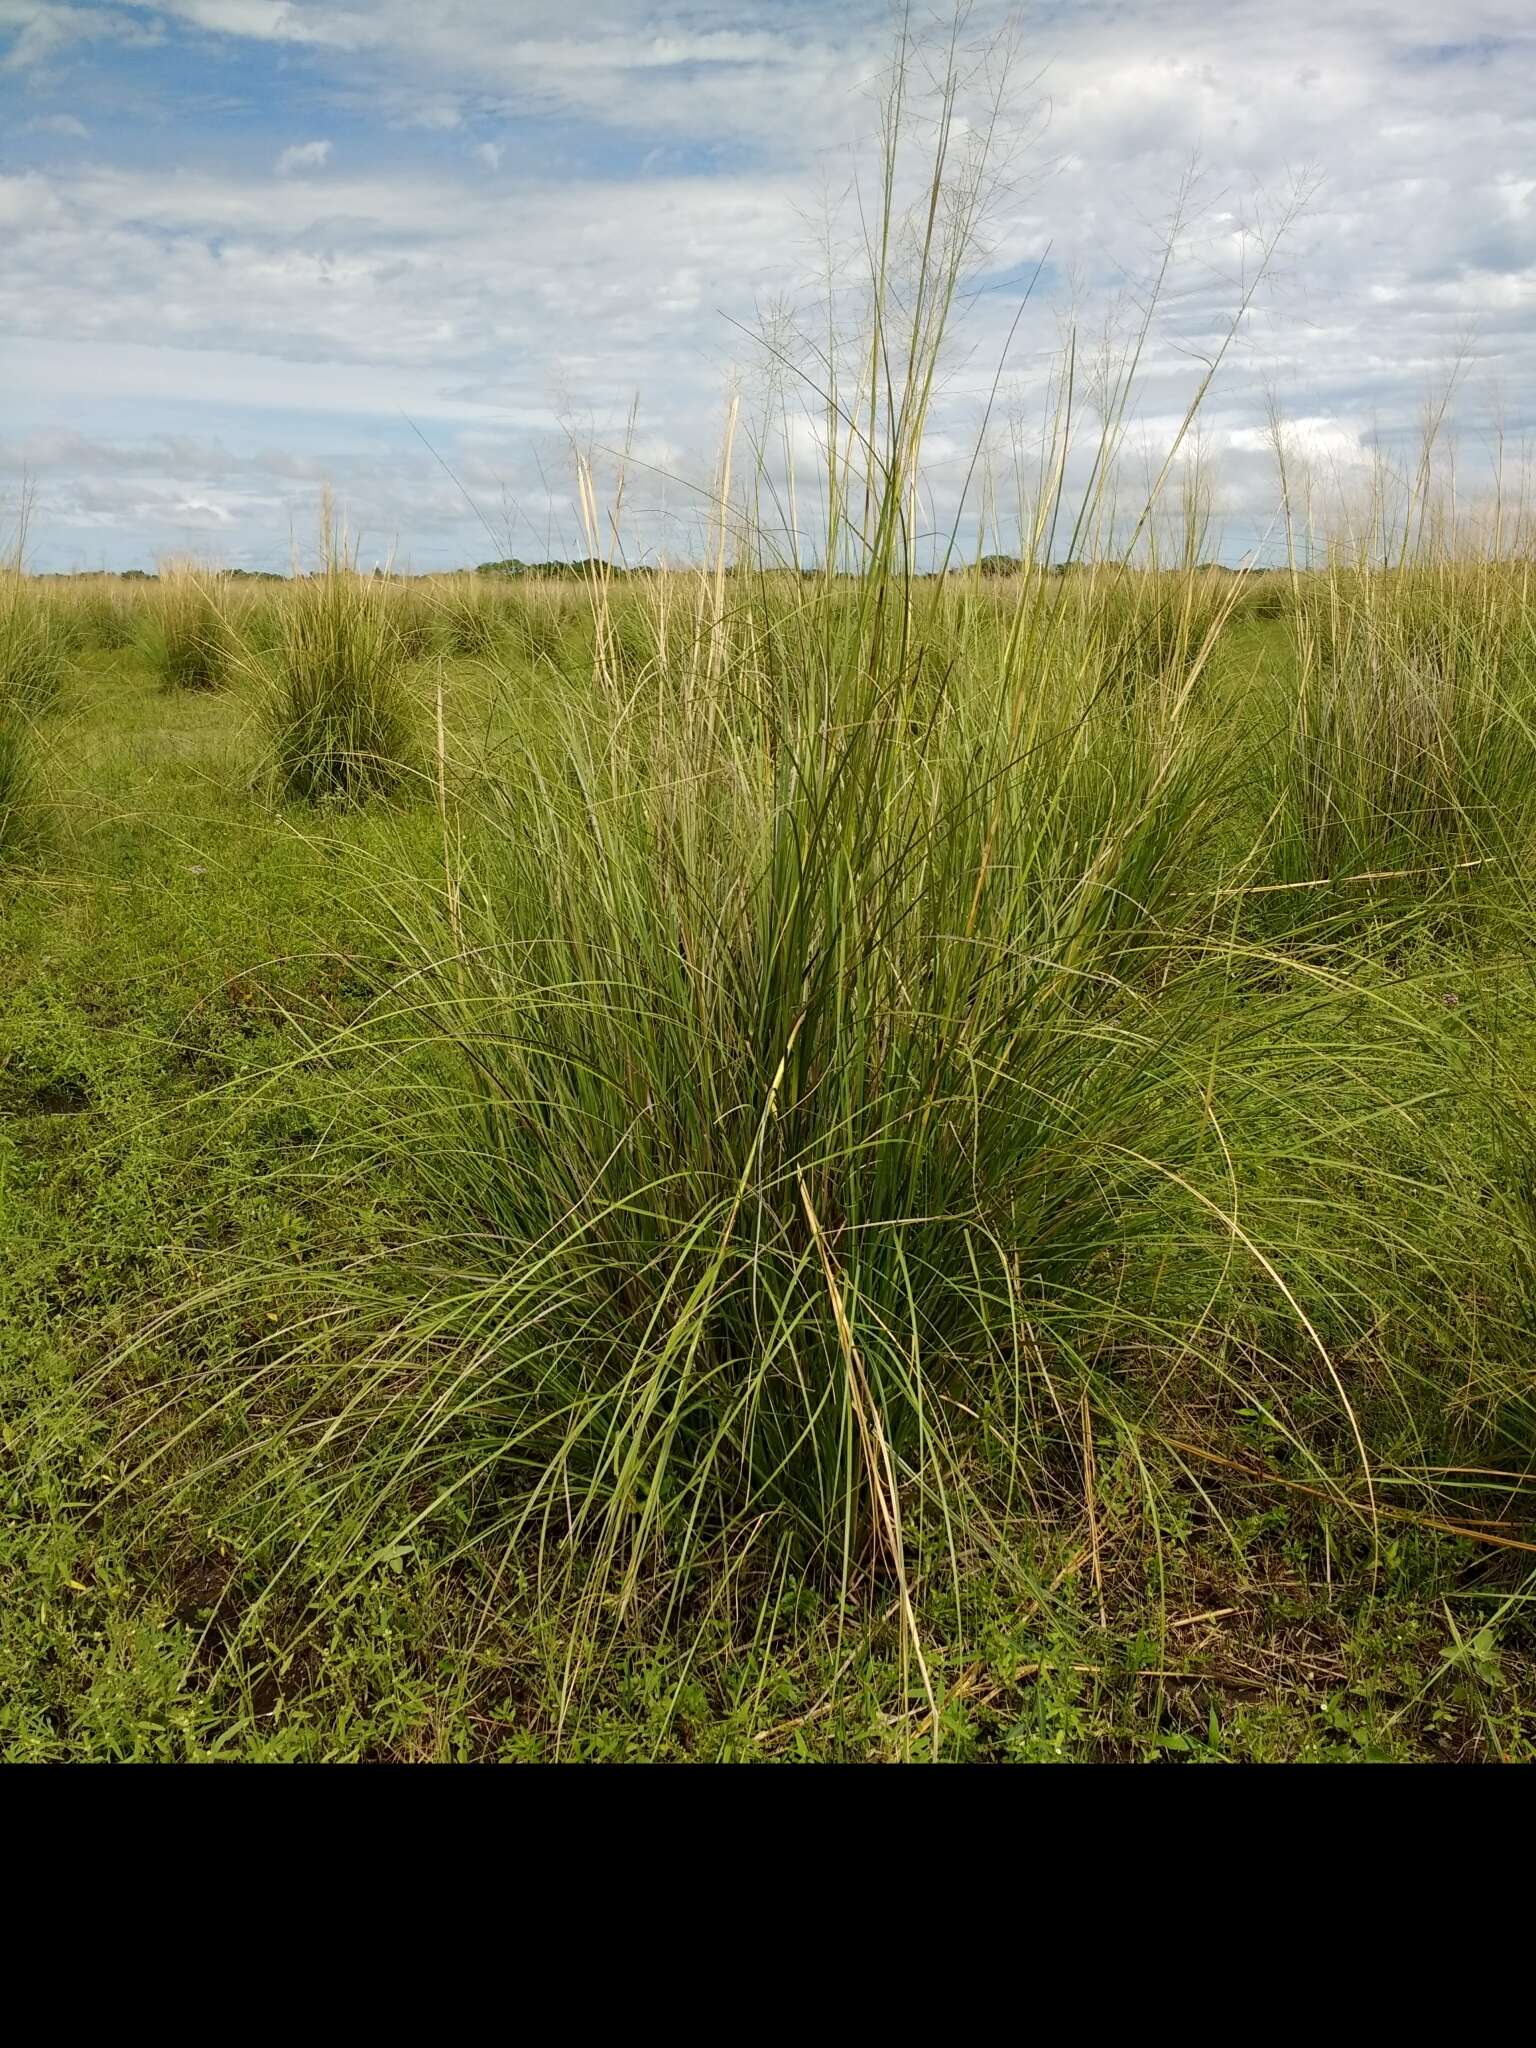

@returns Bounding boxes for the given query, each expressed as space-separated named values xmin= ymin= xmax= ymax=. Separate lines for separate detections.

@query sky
xmin=1 ymin=1 xmax=1534 ymax=571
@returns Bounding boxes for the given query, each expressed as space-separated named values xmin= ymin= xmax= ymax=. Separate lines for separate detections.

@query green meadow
xmin=4 ymin=543 xmax=1536 ymax=1762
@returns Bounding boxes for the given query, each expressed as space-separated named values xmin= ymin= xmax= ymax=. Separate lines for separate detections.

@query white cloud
xmin=122 ymin=1 xmax=376 ymax=51
xmin=5 ymin=2 xmax=1536 ymax=567
xmin=401 ymin=100 xmax=461 ymax=131
xmin=24 ymin=112 xmax=89 ymax=136
xmin=0 ymin=171 xmax=67 ymax=227
xmin=0 ymin=1 xmax=155 ymax=71
xmin=274 ymin=138 xmax=332 ymax=176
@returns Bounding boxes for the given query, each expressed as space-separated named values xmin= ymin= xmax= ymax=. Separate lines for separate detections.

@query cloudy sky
xmin=2 ymin=1 xmax=1533 ymax=571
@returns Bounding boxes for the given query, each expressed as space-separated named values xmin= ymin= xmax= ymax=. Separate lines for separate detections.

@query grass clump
xmin=0 ymin=573 xmax=68 ymax=714
xmin=0 ymin=513 xmax=56 ymax=859
xmin=85 ymin=39 xmax=1529 ymax=1749
xmin=389 ymin=582 xmax=439 ymax=661
xmin=505 ymin=585 xmax=577 ymax=669
xmin=76 ymin=579 xmax=140 ymax=650
xmin=0 ymin=701 xmax=39 ymax=863
xmin=263 ymin=520 xmax=420 ymax=804
xmin=436 ymin=577 xmax=504 ymax=657
xmin=1258 ymin=562 xmax=1536 ymax=922
xmin=145 ymin=565 xmax=233 ymax=692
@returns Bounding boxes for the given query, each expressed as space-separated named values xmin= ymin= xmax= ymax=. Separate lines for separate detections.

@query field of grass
xmin=7 ymin=42 xmax=1536 ymax=1759
xmin=4 ymin=551 xmax=1536 ymax=1762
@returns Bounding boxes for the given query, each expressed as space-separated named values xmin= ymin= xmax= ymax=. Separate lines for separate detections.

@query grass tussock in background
xmin=75 ymin=578 xmax=140 ymax=651
xmin=0 ymin=503 xmax=57 ymax=862
xmin=1268 ymin=559 xmax=1536 ymax=899
xmin=436 ymin=574 xmax=505 ymax=658
xmin=0 ymin=701 xmax=38 ymax=864
xmin=146 ymin=562 xmax=233 ymax=692
xmin=0 ymin=565 xmax=68 ymax=714
xmin=261 ymin=506 xmax=420 ymax=804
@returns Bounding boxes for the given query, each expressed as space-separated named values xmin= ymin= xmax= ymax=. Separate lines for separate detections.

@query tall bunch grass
xmin=52 ymin=577 xmax=141 ymax=651
xmin=436 ymin=576 xmax=504 ymax=658
xmin=148 ymin=565 xmax=232 ymax=692
xmin=1262 ymin=560 xmax=1536 ymax=906
xmin=0 ymin=699 xmax=38 ymax=863
xmin=505 ymin=583 xmax=580 ymax=670
xmin=0 ymin=502 xmax=55 ymax=858
xmin=79 ymin=23 xmax=1536 ymax=1741
xmin=0 ymin=570 xmax=68 ymax=713
xmin=262 ymin=515 xmax=420 ymax=804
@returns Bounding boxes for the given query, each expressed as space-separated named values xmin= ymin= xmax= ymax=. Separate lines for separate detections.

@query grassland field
xmin=3 ymin=557 xmax=1536 ymax=1763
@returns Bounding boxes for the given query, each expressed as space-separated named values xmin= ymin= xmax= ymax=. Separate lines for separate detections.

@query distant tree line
xmin=28 ymin=556 xmax=1256 ymax=583
xmin=31 ymin=567 xmax=286 ymax=582
xmin=474 ymin=558 xmax=634 ymax=580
